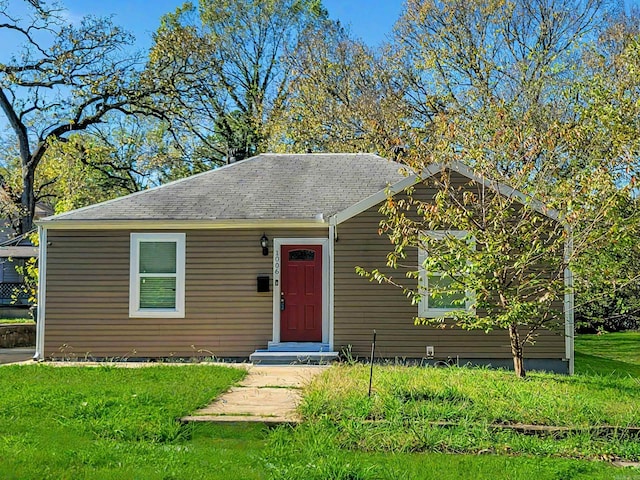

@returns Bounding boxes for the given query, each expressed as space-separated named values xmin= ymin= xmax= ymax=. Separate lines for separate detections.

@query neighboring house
xmin=35 ymin=154 xmax=573 ymax=372
xmin=0 ymin=203 xmax=52 ymax=318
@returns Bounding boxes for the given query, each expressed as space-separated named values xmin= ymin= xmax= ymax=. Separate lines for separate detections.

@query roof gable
xmin=332 ymin=160 xmax=560 ymax=224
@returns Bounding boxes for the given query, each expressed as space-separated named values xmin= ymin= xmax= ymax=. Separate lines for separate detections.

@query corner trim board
xmin=35 ymin=226 xmax=46 ymax=360
xmin=564 ymin=228 xmax=575 ymax=375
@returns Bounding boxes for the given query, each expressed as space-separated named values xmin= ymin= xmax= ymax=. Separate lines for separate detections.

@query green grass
xmin=279 ymin=331 xmax=640 ymax=474
xmin=0 ymin=317 xmax=34 ymax=324
xmin=1 ymin=333 xmax=640 ymax=479
xmin=576 ymin=331 xmax=640 ymax=375
xmin=259 ymin=332 xmax=640 ymax=478
xmin=575 ymin=331 xmax=640 ymax=364
xmin=0 ymin=364 xmax=268 ymax=479
xmin=266 ymin=424 xmax=637 ymax=479
xmin=295 ymin=363 xmax=640 ymax=461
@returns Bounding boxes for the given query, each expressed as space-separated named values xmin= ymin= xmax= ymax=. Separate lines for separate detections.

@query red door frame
xmin=279 ymin=244 xmax=323 ymax=342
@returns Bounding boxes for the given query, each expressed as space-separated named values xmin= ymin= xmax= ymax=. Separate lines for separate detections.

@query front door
xmin=280 ymin=244 xmax=323 ymax=342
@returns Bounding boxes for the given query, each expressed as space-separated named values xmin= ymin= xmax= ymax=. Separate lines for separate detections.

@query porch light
xmin=260 ymin=233 xmax=269 ymax=256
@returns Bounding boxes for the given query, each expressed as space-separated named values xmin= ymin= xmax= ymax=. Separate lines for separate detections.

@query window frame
xmin=418 ymin=230 xmax=475 ymax=318
xmin=129 ymin=232 xmax=186 ymax=318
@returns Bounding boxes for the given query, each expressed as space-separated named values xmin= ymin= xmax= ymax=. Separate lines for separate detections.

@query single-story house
xmin=35 ymin=153 xmax=573 ymax=372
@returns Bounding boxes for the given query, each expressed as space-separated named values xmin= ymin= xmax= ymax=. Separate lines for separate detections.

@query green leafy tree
xmin=269 ymin=20 xmax=408 ymax=155
xmin=360 ymin=163 xmax=567 ymax=378
xmin=0 ymin=0 xmax=158 ymax=234
xmin=569 ymin=13 xmax=640 ymax=330
xmin=357 ymin=0 xmax=635 ymax=377
xmin=148 ymin=0 xmax=327 ymax=164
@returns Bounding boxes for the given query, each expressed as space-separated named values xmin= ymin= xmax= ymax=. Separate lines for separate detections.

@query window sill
xmin=129 ymin=309 xmax=185 ymax=319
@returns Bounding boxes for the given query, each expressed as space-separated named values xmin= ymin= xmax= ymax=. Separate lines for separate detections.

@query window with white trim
xmin=418 ymin=231 xmax=475 ymax=318
xmin=130 ymin=233 xmax=186 ymax=318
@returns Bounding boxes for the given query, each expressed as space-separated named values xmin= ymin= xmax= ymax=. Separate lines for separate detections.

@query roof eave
xmin=37 ymin=218 xmax=329 ymax=230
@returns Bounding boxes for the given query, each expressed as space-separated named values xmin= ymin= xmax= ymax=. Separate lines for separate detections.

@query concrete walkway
xmin=0 ymin=347 xmax=35 ymax=365
xmin=182 ymin=365 xmax=328 ymax=424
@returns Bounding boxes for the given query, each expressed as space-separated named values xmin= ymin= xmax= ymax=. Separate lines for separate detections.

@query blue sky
xmin=59 ymin=0 xmax=403 ymax=50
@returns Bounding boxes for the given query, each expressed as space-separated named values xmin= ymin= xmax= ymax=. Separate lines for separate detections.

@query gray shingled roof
xmin=43 ymin=154 xmax=410 ymax=222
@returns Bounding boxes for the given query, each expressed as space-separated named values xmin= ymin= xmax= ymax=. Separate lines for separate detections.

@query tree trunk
xmin=19 ymin=166 xmax=36 ymax=235
xmin=508 ymin=323 xmax=526 ymax=378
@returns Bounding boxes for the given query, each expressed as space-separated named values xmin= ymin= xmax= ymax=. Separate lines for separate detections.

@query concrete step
xmin=266 ymin=342 xmax=331 ymax=352
xmin=250 ymin=350 xmax=338 ymax=365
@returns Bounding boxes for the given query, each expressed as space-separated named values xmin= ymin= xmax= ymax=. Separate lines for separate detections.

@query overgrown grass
xmin=0 ymin=364 xmax=269 ymax=479
xmin=296 ymin=363 xmax=640 ymax=461
xmin=266 ymin=423 xmax=637 ymax=479
xmin=287 ymin=332 xmax=640 ymax=468
xmin=2 ymin=362 xmax=623 ymax=479
xmin=303 ymin=364 xmax=640 ymax=428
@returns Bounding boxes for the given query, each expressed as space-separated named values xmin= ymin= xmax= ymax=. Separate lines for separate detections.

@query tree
xmin=269 ymin=20 xmax=408 ymax=155
xmin=358 ymin=0 xmax=631 ymax=377
xmin=359 ymin=163 xmax=568 ymax=378
xmin=0 ymin=0 xmax=156 ymax=234
xmin=569 ymin=12 xmax=640 ymax=331
xmin=147 ymin=0 xmax=327 ymax=164
xmin=1 ymin=119 xmax=173 ymax=215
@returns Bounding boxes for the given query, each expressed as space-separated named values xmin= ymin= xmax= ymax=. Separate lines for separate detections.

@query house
xmin=35 ymin=154 xmax=573 ymax=372
xmin=0 ymin=203 xmax=52 ymax=318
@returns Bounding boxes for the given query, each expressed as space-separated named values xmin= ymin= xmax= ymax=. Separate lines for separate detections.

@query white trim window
xmin=130 ymin=233 xmax=186 ymax=318
xmin=418 ymin=231 xmax=475 ymax=318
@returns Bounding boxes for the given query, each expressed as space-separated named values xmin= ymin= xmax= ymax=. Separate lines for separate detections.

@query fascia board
xmin=37 ymin=219 xmax=329 ymax=230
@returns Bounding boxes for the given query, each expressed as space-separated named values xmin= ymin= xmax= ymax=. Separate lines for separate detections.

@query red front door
xmin=280 ymin=245 xmax=323 ymax=342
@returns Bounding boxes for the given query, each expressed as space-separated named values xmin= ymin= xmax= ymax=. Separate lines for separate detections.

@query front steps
xmin=250 ymin=342 xmax=338 ymax=365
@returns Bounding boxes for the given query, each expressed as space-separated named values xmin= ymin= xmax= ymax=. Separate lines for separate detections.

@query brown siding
xmin=334 ymin=173 xmax=566 ymax=360
xmin=44 ymin=228 xmax=326 ymax=358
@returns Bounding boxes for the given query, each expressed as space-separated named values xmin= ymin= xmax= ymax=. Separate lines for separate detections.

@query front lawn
xmin=267 ymin=332 xmax=640 ymax=478
xmin=0 ymin=364 xmax=266 ymax=479
xmin=1 ymin=333 xmax=639 ymax=479
xmin=294 ymin=363 xmax=640 ymax=461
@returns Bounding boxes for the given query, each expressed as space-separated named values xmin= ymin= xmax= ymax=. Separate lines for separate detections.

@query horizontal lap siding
xmin=44 ymin=228 xmax=326 ymax=358
xmin=334 ymin=175 xmax=565 ymax=360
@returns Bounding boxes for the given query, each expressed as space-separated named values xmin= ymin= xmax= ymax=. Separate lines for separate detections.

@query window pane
xmin=140 ymin=277 xmax=176 ymax=308
xmin=139 ymin=242 xmax=176 ymax=274
xmin=289 ymin=249 xmax=315 ymax=261
xmin=428 ymin=275 xmax=465 ymax=309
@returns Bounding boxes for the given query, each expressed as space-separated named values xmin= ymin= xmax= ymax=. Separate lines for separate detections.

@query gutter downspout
xmin=34 ymin=225 xmax=47 ymax=360
xmin=564 ymin=225 xmax=574 ymax=375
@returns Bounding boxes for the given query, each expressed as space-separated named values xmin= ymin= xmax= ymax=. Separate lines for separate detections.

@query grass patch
xmin=575 ymin=352 xmax=640 ymax=378
xmin=575 ymin=331 xmax=640 ymax=365
xmin=576 ymin=331 xmax=640 ymax=371
xmin=2 ymin=333 xmax=640 ymax=478
xmin=294 ymin=348 xmax=640 ymax=463
xmin=0 ymin=317 xmax=34 ymax=324
xmin=302 ymin=364 xmax=640 ymax=429
xmin=266 ymin=423 xmax=638 ymax=479
xmin=0 ymin=364 xmax=270 ymax=479
xmin=264 ymin=331 xmax=640 ymax=477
